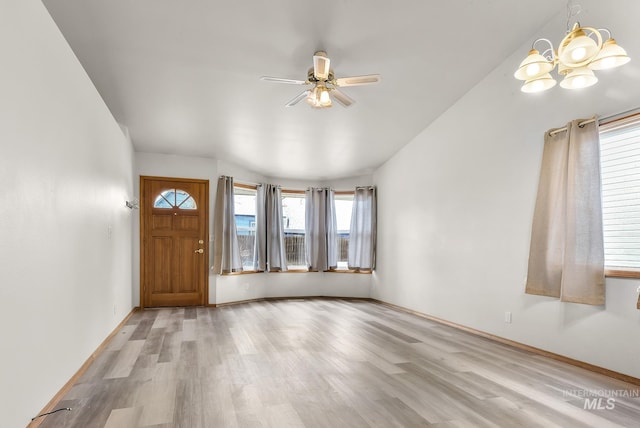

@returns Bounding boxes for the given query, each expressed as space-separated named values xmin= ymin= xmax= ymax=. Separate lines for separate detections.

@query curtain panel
xmin=348 ymin=186 xmax=377 ymax=271
xmin=305 ymin=188 xmax=337 ymax=271
xmin=254 ymin=184 xmax=287 ymax=272
xmin=525 ymin=119 xmax=605 ymax=305
xmin=213 ymin=176 xmax=243 ymax=274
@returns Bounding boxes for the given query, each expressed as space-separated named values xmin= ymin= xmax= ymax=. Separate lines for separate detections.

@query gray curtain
xmin=254 ymin=184 xmax=287 ymax=271
xmin=525 ymin=119 xmax=605 ymax=305
xmin=348 ymin=186 xmax=377 ymax=271
xmin=305 ymin=188 xmax=337 ymax=271
xmin=213 ymin=176 xmax=243 ymax=274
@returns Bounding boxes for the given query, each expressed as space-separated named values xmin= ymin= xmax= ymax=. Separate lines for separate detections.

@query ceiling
xmin=42 ymin=0 xmax=562 ymax=180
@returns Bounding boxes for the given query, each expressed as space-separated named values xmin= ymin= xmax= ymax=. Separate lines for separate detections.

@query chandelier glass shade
xmin=515 ymin=23 xmax=630 ymax=93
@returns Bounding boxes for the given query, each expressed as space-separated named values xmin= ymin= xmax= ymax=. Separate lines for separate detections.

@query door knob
xmin=194 ymin=248 xmax=204 ymax=254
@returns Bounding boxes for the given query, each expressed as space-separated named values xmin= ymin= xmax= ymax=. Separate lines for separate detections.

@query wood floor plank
xmin=135 ymin=379 xmax=177 ymax=426
xmin=130 ymin=318 xmax=156 ymax=341
xmin=103 ymin=340 xmax=145 ymax=379
xmin=105 ymin=324 xmax=137 ymax=351
xmin=37 ymin=299 xmax=640 ymax=428
xmin=181 ymin=319 xmax=197 ymax=342
xmin=102 ymin=407 xmax=142 ymax=428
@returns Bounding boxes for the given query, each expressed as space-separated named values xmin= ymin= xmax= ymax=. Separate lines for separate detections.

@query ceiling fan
xmin=260 ymin=51 xmax=381 ymax=108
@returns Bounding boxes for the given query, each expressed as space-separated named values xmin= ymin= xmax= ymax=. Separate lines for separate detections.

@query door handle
xmin=194 ymin=248 xmax=204 ymax=254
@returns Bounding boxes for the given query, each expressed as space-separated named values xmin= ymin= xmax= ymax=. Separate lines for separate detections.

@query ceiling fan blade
xmin=335 ymin=74 xmax=381 ymax=87
xmin=332 ymin=89 xmax=355 ymax=108
xmin=260 ymin=76 xmax=307 ymax=85
xmin=285 ymin=90 xmax=310 ymax=107
xmin=313 ymin=52 xmax=330 ymax=80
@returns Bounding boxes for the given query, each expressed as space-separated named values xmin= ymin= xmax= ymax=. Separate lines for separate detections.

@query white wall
xmin=373 ymin=0 xmax=640 ymax=378
xmin=135 ymin=154 xmax=373 ymax=304
xmin=134 ymin=152 xmax=219 ymax=304
xmin=217 ymin=165 xmax=374 ymax=303
xmin=0 ymin=1 xmax=134 ymax=426
xmin=216 ymin=271 xmax=372 ymax=304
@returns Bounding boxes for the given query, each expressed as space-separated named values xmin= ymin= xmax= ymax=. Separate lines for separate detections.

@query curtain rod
xmin=548 ymin=117 xmax=598 ymax=136
xmin=232 ymin=180 xmax=364 ymax=194
xmin=548 ymin=108 xmax=640 ymax=136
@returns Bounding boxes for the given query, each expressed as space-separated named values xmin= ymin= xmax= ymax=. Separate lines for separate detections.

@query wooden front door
xmin=141 ymin=176 xmax=208 ymax=307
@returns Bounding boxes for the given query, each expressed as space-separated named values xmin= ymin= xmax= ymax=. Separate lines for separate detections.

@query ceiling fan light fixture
xmin=306 ymin=87 xmax=318 ymax=105
xmin=319 ymin=88 xmax=332 ymax=107
xmin=261 ymin=51 xmax=380 ymax=108
xmin=305 ymin=86 xmax=332 ymax=108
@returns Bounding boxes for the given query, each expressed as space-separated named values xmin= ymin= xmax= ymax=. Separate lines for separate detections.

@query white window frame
xmin=334 ymin=191 xmax=355 ymax=271
xmin=233 ymin=184 xmax=258 ymax=272
xmin=281 ymin=190 xmax=308 ymax=271
xmin=599 ymin=112 xmax=640 ymax=278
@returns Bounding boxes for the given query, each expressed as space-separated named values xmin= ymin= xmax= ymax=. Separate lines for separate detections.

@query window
xmin=281 ymin=191 xmax=306 ymax=269
xmin=234 ymin=185 xmax=257 ymax=270
xmin=222 ymin=184 xmax=368 ymax=274
xmin=334 ymin=192 xmax=354 ymax=270
xmin=599 ymin=114 xmax=640 ymax=275
xmin=153 ymin=189 xmax=197 ymax=209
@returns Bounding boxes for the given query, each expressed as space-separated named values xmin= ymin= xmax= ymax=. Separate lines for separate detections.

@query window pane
xmin=175 ymin=189 xmax=189 ymax=206
xmin=153 ymin=195 xmax=173 ymax=208
xmin=282 ymin=194 xmax=306 ymax=269
xmin=153 ymin=188 xmax=197 ymax=209
xmin=234 ymin=187 xmax=257 ymax=270
xmin=335 ymin=194 xmax=354 ymax=269
xmin=178 ymin=196 xmax=197 ymax=210
xmin=161 ymin=190 xmax=176 ymax=206
xmin=600 ymin=118 xmax=640 ymax=269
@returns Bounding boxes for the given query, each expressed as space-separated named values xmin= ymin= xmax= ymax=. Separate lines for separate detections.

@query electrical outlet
xmin=107 ymin=224 xmax=113 ymax=240
xmin=505 ymin=311 xmax=512 ymax=324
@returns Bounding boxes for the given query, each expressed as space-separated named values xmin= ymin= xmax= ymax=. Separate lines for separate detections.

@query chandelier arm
xmin=597 ymin=28 xmax=612 ymax=39
xmin=532 ymin=38 xmax=556 ymax=63
xmin=540 ymin=48 xmax=555 ymax=62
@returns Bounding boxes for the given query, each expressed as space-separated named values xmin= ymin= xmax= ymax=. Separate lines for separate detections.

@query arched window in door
xmin=153 ymin=189 xmax=197 ymax=210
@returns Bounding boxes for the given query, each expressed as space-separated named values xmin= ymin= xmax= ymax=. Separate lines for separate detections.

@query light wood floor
xmin=37 ymin=299 xmax=640 ymax=427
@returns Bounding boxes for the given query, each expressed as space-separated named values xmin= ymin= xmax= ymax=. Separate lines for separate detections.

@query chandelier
xmin=514 ymin=8 xmax=630 ymax=93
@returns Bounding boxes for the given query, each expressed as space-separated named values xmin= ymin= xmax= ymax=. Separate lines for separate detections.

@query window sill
xmin=327 ymin=269 xmax=373 ymax=274
xmin=220 ymin=268 xmax=374 ymax=275
xmin=220 ymin=270 xmax=262 ymax=276
xmin=605 ymin=269 xmax=640 ymax=279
